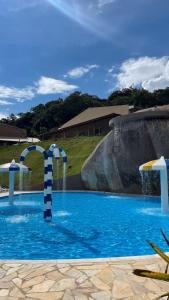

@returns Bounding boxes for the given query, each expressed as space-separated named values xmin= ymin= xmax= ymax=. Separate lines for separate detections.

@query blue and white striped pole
xmin=19 ymin=144 xmax=67 ymax=221
xmin=20 ymin=145 xmax=53 ymax=221
xmin=43 ymin=145 xmax=56 ymax=221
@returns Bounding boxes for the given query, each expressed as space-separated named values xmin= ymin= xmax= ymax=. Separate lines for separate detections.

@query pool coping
xmin=0 ymin=190 xmax=164 ymax=264
xmin=0 ymin=252 xmax=165 ymax=264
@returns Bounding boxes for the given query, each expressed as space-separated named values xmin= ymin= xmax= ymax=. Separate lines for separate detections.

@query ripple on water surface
xmin=0 ymin=192 xmax=168 ymax=259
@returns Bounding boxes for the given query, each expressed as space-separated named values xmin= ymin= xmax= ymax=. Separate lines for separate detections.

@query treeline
xmin=1 ymin=87 xmax=169 ymax=136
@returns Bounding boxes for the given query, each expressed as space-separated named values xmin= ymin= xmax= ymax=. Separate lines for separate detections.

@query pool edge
xmin=0 ymin=252 xmax=165 ymax=264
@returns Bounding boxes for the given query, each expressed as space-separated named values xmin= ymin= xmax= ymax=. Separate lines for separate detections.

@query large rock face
xmin=81 ymin=111 xmax=169 ymax=194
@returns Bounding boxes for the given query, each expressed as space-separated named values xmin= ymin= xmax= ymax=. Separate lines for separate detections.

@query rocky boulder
xmin=81 ymin=111 xmax=169 ymax=194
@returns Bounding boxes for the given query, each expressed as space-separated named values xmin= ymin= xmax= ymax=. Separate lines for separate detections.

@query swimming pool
xmin=0 ymin=192 xmax=169 ymax=260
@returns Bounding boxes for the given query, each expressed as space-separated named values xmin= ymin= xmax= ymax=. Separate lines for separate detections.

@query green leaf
xmin=155 ymin=291 xmax=169 ymax=299
xmin=133 ymin=269 xmax=169 ymax=282
xmin=165 ymin=264 xmax=169 ymax=274
xmin=161 ymin=229 xmax=169 ymax=247
xmin=147 ymin=241 xmax=169 ymax=264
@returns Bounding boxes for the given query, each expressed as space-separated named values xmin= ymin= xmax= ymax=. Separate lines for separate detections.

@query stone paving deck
xmin=0 ymin=256 xmax=168 ymax=299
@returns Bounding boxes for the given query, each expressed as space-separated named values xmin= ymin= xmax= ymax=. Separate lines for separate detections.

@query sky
xmin=0 ymin=0 xmax=169 ymax=118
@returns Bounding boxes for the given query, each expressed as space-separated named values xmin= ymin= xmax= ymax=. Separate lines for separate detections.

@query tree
xmin=1 ymin=87 xmax=169 ymax=137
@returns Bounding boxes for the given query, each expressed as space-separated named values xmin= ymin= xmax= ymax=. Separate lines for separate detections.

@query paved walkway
xmin=0 ymin=256 xmax=168 ymax=300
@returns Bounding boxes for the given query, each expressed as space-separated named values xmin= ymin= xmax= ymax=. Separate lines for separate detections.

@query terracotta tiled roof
xmin=58 ymin=105 xmax=129 ymax=130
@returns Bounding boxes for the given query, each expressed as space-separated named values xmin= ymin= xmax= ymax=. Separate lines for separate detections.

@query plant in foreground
xmin=133 ymin=229 xmax=169 ymax=300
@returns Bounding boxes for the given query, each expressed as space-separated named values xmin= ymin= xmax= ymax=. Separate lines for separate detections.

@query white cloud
xmin=0 ymin=113 xmax=8 ymax=119
xmin=65 ymin=64 xmax=99 ymax=79
xmin=0 ymin=85 xmax=35 ymax=102
xmin=0 ymin=75 xmax=78 ymax=103
xmin=116 ymin=56 xmax=169 ymax=91
xmin=108 ymin=66 xmax=115 ymax=73
xmin=97 ymin=0 xmax=115 ymax=8
xmin=36 ymin=76 xmax=78 ymax=94
xmin=0 ymin=100 xmax=13 ymax=105
xmin=142 ymin=76 xmax=169 ymax=91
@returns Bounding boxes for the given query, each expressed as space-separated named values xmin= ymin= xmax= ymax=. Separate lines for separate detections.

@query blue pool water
xmin=0 ymin=192 xmax=169 ymax=259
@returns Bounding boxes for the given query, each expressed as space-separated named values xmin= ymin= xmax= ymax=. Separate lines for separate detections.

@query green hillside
xmin=0 ymin=136 xmax=103 ymax=188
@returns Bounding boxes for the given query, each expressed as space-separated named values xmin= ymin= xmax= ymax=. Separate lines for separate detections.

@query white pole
xmin=56 ymin=160 xmax=59 ymax=190
xmin=19 ymin=168 xmax=23 ymax=191
xmin=62 ymin=162 xmax=67 ymax=191
xmin=9 ymin=171 xmax=15 ymax=205
xmin=160 ymin=168 xmax=169 ymax=214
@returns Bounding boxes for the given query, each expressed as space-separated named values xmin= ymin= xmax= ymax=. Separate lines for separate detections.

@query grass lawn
xmin=0 ymin=136 xmax=103 ymax=188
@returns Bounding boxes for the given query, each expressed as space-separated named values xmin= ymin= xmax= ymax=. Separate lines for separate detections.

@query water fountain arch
xmin=19 ymin=144 xmax=67 ymax=221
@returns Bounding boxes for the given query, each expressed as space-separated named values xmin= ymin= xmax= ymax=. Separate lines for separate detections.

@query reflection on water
xmin=53 ymin=210 xmax=71 ymax=217
xmin=139 ymin=207 xmax=168 ymax=217
xmin=6 ymin=215 xmax=29 ymax=224
xmin=0 ymin=200 xmax=38 ymax=207
xmin=0 ymin=206 xmax=41 ymax=216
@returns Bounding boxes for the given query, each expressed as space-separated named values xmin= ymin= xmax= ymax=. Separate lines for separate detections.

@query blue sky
xmin=0 ymin=0 xmax=169 ymax=118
